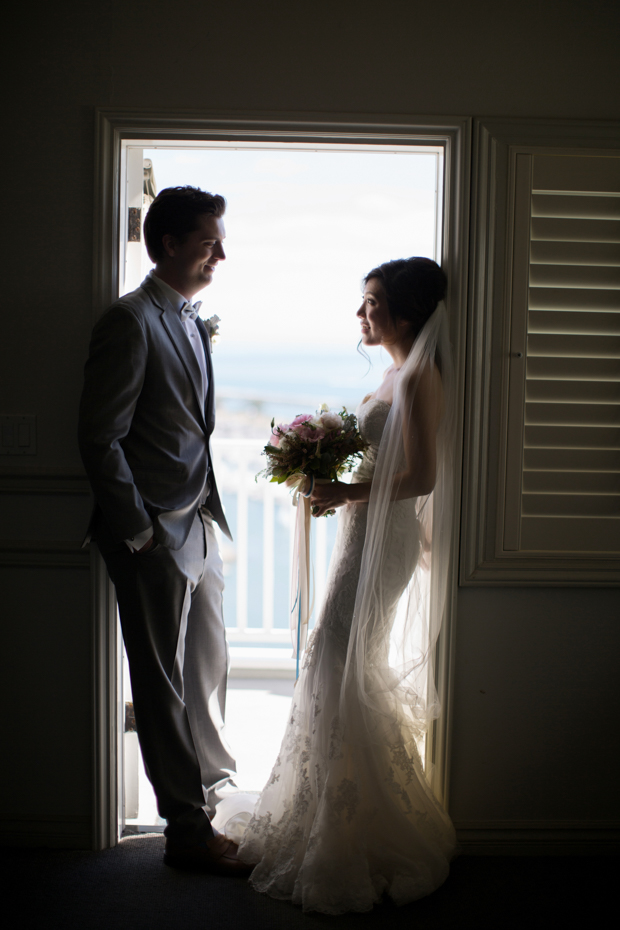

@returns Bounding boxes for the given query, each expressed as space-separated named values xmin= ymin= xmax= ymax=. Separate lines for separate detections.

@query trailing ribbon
xmin=288 ymin=476 xmax=314 ymax=679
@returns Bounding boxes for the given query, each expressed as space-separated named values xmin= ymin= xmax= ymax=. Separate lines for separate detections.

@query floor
xmin=126 ymin=677 xmax=295 ymax=830
xmin=6 ymin=836 xmax=616 ymax=930
xmin=12 ymin=678 xmax=618 ymax=927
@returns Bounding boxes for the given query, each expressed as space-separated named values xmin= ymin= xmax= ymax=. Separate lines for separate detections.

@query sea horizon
xmin=213 ymin=340 xmax=388 ymax=427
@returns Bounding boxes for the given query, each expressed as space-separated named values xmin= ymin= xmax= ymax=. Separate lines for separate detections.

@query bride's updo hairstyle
xmin=364 ymin=257 xmax=447 ymax=337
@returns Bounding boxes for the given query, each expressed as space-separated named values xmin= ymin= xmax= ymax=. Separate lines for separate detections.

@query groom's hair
xmin=144 ymin=186 xmax=226 ymax=262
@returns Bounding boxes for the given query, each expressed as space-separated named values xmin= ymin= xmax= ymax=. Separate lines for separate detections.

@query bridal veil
xmin=341 ymin=301 xmax=456 ymax=764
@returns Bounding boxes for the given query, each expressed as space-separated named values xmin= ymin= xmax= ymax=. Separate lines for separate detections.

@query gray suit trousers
xmin=96 ymin=507 xmax=236 ymax=842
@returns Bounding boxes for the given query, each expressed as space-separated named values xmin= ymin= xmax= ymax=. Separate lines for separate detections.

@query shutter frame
xmin=507 ymin=155 xmax=620 ymax=553
xmin=461 ymin=119 xmax=620 ymax=586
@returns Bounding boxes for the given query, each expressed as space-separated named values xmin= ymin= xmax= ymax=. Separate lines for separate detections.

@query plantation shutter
xmin=503 ymin=154 xmax=620 ymax=555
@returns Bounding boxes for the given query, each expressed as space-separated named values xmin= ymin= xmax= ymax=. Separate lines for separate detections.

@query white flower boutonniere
xmin=205 ymin=315 xmax=220 ymax=345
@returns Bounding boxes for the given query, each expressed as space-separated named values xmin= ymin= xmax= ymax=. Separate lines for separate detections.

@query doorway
xmin=91 ymin=112 xmax=469 ymax=849
xmin=119 ymin=139 xmax=444 ymax=832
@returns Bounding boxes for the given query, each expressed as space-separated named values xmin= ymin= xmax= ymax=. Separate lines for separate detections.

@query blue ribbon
xmin=291 ymin=575 xmax=302 ymax=680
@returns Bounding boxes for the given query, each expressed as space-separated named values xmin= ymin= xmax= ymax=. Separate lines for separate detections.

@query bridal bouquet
xmin=259 ymin=405 xmax=367 ymax=678
xmin=259 ymin=404 xmax=367 ymax=487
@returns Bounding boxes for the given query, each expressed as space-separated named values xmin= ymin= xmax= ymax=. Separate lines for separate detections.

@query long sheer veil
xmin=227 ymin=303 xmax=457 ymax=902
xmin=340 ymin=302 xmax=455 ymax=759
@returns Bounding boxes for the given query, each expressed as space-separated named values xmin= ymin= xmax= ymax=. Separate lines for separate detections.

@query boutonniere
xmin=205 ymin=315 xmax=220 ymax=345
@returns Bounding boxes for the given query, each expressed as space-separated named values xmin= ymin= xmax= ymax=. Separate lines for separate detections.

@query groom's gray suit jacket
xmin=79 ymin=274 xmax=231 ymax=549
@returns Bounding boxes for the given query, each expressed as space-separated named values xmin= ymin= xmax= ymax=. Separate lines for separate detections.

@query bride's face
xmin=357 ymin=278 xmax=398 ymax=346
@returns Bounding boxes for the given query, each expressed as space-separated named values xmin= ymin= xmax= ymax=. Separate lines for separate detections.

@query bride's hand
xmin=310 ymin=481 xmax=349 ymax=517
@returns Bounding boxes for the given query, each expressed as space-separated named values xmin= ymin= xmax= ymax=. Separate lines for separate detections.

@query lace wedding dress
xmin=233 ymin=397 xmax=456 ymax=914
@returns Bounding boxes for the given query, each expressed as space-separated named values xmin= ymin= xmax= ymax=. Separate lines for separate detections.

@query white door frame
xmin=91 ymin=108 xmax=471 ymax=849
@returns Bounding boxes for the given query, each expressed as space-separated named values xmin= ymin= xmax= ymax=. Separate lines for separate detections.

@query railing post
xmin=235 ymin=448 xmax=248 ymax=634
xmin=262 ymin=485 xmax=274 ymax=634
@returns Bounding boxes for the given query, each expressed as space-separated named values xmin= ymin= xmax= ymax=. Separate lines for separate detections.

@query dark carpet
xmin=4 ymin=835 xmax=616 ymax=930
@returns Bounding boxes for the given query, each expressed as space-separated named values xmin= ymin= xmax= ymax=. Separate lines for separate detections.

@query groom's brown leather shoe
xmin=163 ymin=833 xmax=253 ymax=877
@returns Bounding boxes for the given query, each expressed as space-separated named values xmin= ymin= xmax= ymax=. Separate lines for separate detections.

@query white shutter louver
xmin=504 ymin=155 xmax=620 ymax=555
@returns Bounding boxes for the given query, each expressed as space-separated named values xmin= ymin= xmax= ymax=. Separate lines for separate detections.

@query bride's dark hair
xmin=364 ymin=257 xmax=447 ymax=336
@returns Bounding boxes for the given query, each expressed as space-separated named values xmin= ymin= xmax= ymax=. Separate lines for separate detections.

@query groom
xmin=79 ymin=186 xmax=250 ymax=875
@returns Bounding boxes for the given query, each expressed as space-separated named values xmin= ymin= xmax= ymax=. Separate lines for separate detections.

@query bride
xmin=230 ymin=257 xmax=456 ymax=913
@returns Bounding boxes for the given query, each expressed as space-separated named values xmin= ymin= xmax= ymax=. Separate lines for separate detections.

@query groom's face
xmin=163 ymin=213 xmax=226 ymax=297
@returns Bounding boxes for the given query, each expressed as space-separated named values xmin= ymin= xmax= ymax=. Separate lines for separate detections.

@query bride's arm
xmin=310 ymin=363 xmax=443 ymax=515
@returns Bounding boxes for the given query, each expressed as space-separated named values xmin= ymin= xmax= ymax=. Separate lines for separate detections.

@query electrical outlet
xmin=0 ymin=415 xmax=37 ymax=455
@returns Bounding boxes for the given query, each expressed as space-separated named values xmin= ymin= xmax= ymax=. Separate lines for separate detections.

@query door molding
xmin=91 ymin=108 xmax=471 ymax=846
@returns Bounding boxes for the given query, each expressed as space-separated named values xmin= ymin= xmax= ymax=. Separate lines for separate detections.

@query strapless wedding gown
xmin=231 ymin=399 xmax=456 ymax=913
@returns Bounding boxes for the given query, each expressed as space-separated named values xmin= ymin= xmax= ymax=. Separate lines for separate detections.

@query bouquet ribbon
xmin=288 ymin=476 xmax=314 ymax=679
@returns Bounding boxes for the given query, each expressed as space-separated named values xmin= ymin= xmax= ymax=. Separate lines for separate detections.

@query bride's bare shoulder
xmin=369 ymin=365 xmax=398 ymax=404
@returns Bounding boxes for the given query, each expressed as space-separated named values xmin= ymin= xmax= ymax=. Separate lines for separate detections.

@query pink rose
xmin=291 ymin=414 xmax=313 ymax=427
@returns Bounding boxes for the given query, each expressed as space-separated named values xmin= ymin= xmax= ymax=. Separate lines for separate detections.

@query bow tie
xmin=180 ymin=301 xmax=202 ymax=322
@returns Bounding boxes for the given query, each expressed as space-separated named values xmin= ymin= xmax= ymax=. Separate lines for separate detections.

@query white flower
xmin=319 ymin=402 xmax=329 ymax=412
xmin=321 ymin=412 xmax=344 ymax=430
xmin=206 ymin=315 xmax=220 ymax=342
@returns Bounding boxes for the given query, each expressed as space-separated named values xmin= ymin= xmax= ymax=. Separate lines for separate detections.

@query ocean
xmin=211 ymin=342 xmax=380 ymax=641
xmin=212 ymin=341 xmax=385 ymax=425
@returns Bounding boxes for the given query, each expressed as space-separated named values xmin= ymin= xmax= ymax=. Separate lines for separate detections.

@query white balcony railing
xmin=211 ymin=438 xmax=336 ymax=670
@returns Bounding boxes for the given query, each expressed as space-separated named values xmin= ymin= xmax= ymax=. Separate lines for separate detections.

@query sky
xmin=141 ymin=145 xmax=440 ymax=348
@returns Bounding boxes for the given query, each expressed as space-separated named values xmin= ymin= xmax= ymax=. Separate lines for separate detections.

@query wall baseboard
xmin=454 ymin=821 xmax=620 ymax=856
xmin=3 ymin=815 xmax=618 ymax=854
xmin=0 ymin=815 xmax=91 ymax=849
